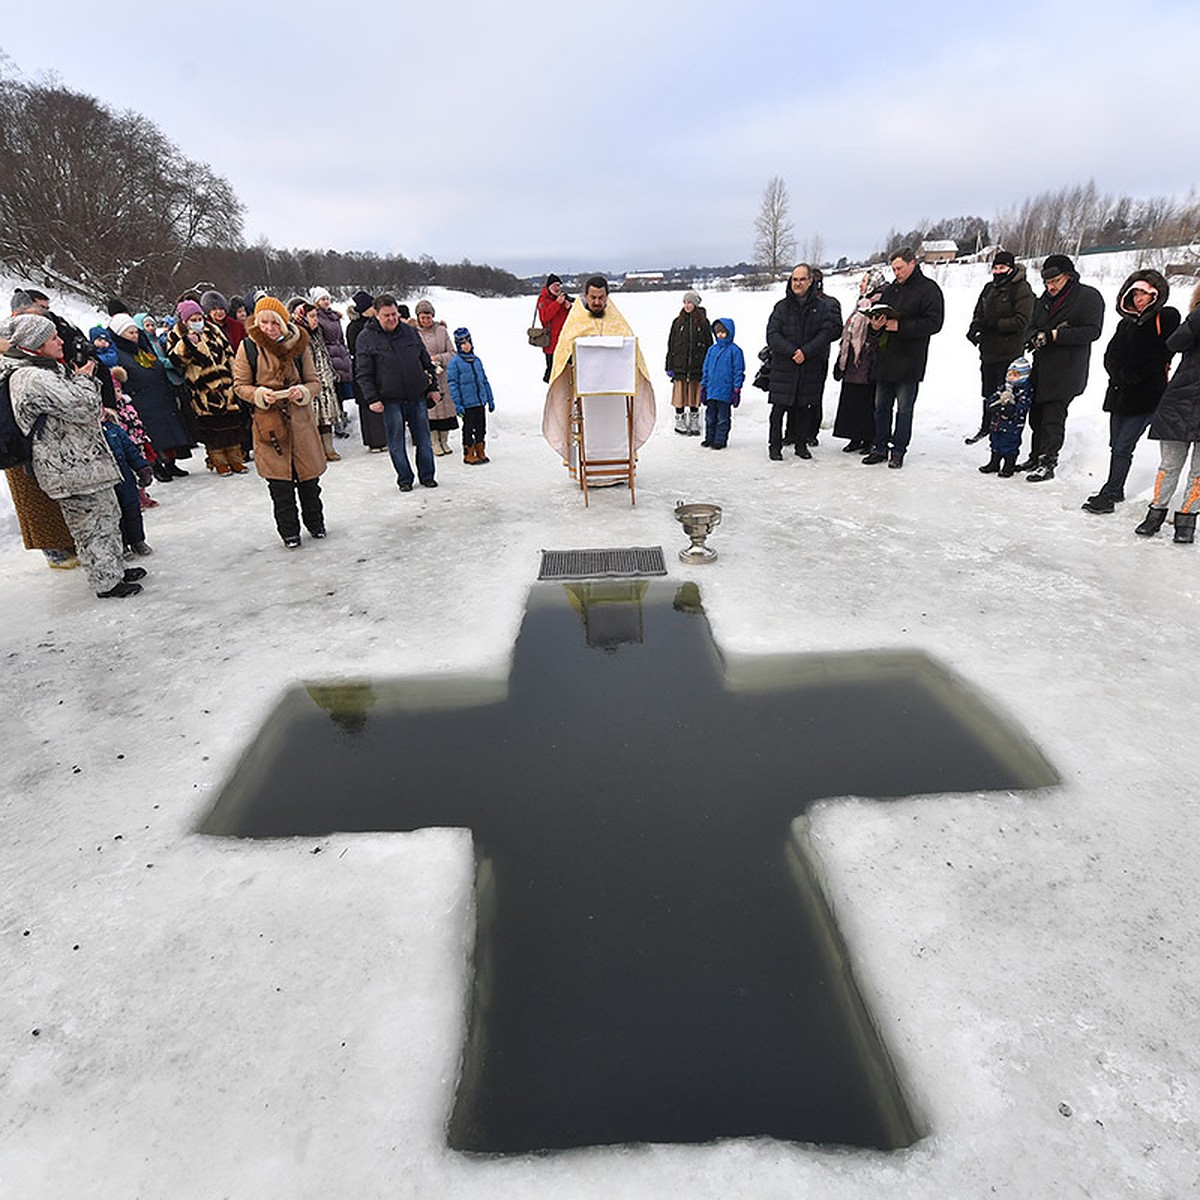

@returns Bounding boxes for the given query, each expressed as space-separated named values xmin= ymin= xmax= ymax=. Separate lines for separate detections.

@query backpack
xmin=0 ymin=371 xmax=45 ymax=470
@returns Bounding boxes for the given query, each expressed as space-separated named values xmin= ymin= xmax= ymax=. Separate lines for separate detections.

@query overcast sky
xmin=4 ymin=0 xmax=1198 ymax=277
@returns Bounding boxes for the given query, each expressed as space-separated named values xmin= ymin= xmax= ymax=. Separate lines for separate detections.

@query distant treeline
xmin=0 ymin=62 xmax=524 ymax=306
xmin=881 ymin=181 xmax=1200 ymax=261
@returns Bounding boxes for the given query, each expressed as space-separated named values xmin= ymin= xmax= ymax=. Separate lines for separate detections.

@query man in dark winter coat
xmin=865 ymin=248 xmax=945 ymax=468
xmin=353 ymin=294 xmax=440 ymax=491
xmin=965 ymin=250 xmax=1035 ymax=442
xmin=1081 ymin=270 xmax=1178 ymax=513
xmin=764 ymin=265 xmax=841 ymax=459
xmin=1020 ymin=254 xmax=1105 ymax=482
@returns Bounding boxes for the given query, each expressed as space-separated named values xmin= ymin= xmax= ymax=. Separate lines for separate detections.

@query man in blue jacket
xmin=353 ymin=294 xmax=441 ymax=491
xmin=865 ymin=247 xmax=945 ymax=469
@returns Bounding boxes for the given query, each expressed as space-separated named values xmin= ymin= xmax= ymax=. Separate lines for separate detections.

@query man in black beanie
xmin=1019 ymin=254 xmax=1104 ymax=482
xmin=965 ymin=250 xmax=1035 ymax=443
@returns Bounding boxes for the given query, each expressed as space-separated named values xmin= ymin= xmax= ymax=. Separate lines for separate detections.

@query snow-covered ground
xmin=2 ymin=258 xmax=1198 ymax=1198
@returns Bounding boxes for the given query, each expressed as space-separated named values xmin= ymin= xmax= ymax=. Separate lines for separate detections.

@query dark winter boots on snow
xmin=1134 ymin=507 xmax=1169 ymax=536
xmin=1173 ymin=512 xmax=1197 ymax=544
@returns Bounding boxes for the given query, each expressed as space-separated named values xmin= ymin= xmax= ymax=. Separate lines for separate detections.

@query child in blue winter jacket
xmin=102 ymin=407 xmax=154 ymax=554
xmin=699 ymin=318 xmax=745 ymax=449
xmin=979 ymin=356 xmax=1033 ymax=477
xmin=446 ymin=327 xmax=495 ymax=464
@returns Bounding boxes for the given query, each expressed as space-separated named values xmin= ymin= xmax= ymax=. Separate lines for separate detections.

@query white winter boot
xmin=674 ymin=409 xmax=688 ymax=435
xmin=687 ymin=408 xmax=701 ymax=436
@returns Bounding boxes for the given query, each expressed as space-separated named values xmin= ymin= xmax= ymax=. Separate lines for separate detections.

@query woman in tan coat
xmin=414 ymin=299 xmax=458 ymax=456
xmin=232 ymin=297 xmax=327 ymax=548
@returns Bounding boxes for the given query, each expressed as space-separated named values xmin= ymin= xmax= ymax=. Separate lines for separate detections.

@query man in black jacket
xmin=864 ymin=248 xmax=944 ymax=468
xmin=965 ymin=251 xmax=1035 ymax=442
xmin=1021 ymin=254 xmax=1105 ymax=482
xmin=353 ymin=294 xmax=441 ymax=491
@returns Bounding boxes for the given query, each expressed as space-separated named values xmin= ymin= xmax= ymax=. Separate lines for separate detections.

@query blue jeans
xmin=873 ymin=380 xmax=919 ymax=454
xmin=383 ymin=400 xmax=435 ymax=487
xmin=1100 ymin=412 xmax=1153 ymax=499
xmin=705 ymin=400 xmax=731 ymax=447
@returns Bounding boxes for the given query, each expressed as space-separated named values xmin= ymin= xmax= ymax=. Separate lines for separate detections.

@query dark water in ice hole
xmin=200 ymin=582 xmax=1057 ymax=1155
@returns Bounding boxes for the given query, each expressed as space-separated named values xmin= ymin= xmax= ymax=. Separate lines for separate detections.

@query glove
xmin=487 ymin=401 xmax=494 ymax=412
xmin=988 ymin=388 xmax=1015 ymax=409
xmin=698 ymin=385 xmax=707 ymax=403
xmin=666 ymin=369 xmax=674 ymax=380
xmin=731 ymin=387 xmax=741 ymax=408
xmin=832 ymin=362 xmax=844 ymax=382
xmin=1027 ymin=329 xmax=1050 ymax=350
xmin=966 ymin=324 xmax=982 ymax=346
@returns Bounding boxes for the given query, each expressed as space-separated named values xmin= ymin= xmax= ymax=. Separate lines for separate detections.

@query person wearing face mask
xmin=231 ymin=296 xmax=327 ymax=547
xmin=166 ymin=300 xmax=249 ymax=476
xmin=965 ymin=250 xmax=1035 ymax=444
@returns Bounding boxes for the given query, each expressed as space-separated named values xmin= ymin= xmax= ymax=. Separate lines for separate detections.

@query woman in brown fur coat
xmin=231 ymin=297 xmax=327 ymax=548
xmin=168 ymin=300 xmax=249 ymax=475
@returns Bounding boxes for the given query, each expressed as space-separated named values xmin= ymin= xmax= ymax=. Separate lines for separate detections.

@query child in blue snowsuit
xmin=446 ymin=327 xmax=496 ymax=464
xmin=699 ymin=318 xmax=744 ymax=449
xmin=102 ymin=411 xmax=154 ymax=554
xmin=979 ymin=356 xmax=1033 ymax=477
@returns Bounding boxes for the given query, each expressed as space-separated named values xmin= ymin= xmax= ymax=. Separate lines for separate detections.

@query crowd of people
xmin=4 ymin=250 xmax=1200 ymax=601
xmin=0 ymin=283 xmax=498 ymax=594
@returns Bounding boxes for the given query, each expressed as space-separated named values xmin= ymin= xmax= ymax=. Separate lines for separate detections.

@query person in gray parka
xmin=3 ymin=315 xmax=143 ymax=597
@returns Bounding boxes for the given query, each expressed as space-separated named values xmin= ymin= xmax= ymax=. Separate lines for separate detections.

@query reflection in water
xmin=202 ymin=583 xmax=1057 ymax=1154
xmin=304 ymin=682 xmax=378 ymax=735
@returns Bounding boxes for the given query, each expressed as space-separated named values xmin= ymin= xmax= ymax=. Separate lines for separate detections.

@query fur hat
xmin=1007 ymin=356 xmax=1032 ymax=382
xmin=109 ymin=312 xmax=138 ymax=337
xmin=992 ymin=250 xmax=1016 ymax=270
xmin=308 ymin=286 xmax=331 ymax=305
xmin=453 ymin=326 xmax=472 ymax=350
xmin=177 ymin=300 xmax=204 ymax=322
xmin=199 ymin=290 xmax=229 ymax=313
xmin=1041 ymin=254 xmax=1075 ymax=280
xmin=683 ymin=291 xmax=701 ymax=307
xmin=415 ymin=299 xmax=435 ymax=316
xmin=106 ymin=296 xmax=131 ymax=317
xmin=352 ymin=290 xmax=375 ymax=313
xmin=9 ymin=314 xmax=56 ymax=350
xmin=253 ymin=295 xmax=291 ymax=326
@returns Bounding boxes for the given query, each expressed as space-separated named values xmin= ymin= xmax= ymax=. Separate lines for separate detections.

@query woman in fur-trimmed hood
xmin=231 ymin=297 xmax=327 ymax=547
xmin=167 ymin=300 xmax=249 ymax=475
xmin=1081 ymin=269 xmax=1179 ymax=515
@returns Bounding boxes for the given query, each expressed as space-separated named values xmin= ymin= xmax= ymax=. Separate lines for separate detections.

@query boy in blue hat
xmin=446 ymin=327 xmax=496 ymax=464
xmin=698 ymin=318 xmax=744 ymax=449
xmin=979 ymin=356 xmax=1032 ymax=477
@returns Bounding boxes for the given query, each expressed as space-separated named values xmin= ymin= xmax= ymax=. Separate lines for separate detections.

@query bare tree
xmin=754 ymin=177 xmax=796 ymax=278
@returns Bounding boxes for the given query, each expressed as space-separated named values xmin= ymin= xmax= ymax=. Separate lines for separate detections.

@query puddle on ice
xmin=200 ymin=581 xmax=1057 ymax=1154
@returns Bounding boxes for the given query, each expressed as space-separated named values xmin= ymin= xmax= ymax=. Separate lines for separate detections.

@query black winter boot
xmin=999 ymin=457 xmax=1016 ymax=477
xmin=1134 ymin=506 xmax=1168 ymax=536
xmin=979 ymin=453 xmax=1001 ymax=474
xmin=1173 ymin=511 xmax=1196 ymax=544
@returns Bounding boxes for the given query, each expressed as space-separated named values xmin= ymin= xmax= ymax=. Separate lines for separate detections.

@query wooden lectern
xmin=570 ymin=335 xmax=638 ymax=506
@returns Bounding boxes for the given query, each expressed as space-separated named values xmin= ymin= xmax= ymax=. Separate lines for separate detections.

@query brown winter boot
xmin=227 ymin=444 xmax=249 ymax=473
xmin=212 ymin=447 xmax=233 ymax=476
xmin=321 ymin=430 xmax=341 ymax=462
xmin=464 ymin=442 xmax=478 ymax=464
xmin=475 ymin=440 xmax=490 ymax=464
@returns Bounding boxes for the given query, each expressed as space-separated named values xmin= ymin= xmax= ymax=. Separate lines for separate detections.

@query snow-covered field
xmin=2 ymin=257 xmax=1198 ymax=1198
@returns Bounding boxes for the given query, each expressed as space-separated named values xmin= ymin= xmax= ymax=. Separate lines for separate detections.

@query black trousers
xmin=1028 ymin=398 xmax=1072 ymax=464
xmin=462 ymin=407 xmax=487 ymax=445
xmin=771 ymin=404 xmax=815 ymax=453
xmin=267 ymin=476 xmax=323 ymax=539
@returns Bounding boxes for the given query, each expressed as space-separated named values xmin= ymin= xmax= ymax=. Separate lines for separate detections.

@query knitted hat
xmin=1041 ymin=254 xmax=1075 ymax=280
xmin=415 ymin=299 xmax=435 ymax=316
xmin=199 ymin=289 xmax=229 ymax=313
xmin=1006 ymin=356 xmax=1032 ymax=382
xmin=546 ymin=274 xmax=562 ymax=288
xmin=9 ymin=314 xmax=56 ymax=350
xmin=683 ymin=291 xmax=701 ymax=306
xmin=177 ymin=300 xmax=204 ymax=322
xmin=453 ymin=326 xmax=472 ymax=349
xmin=10 ymin=289 xmax=43 ymax=312
xmin=110 ymin=312 xmax=138 ymax=337
xmin=254 ymin=295 xmax=291 ymax=325
xmin=992 ymin=250 xmax=1016 ymax=270
xmin=352 ymin=290 xmax=375 ymax=313
xmin=88 ymin=325 xmax=111 ymax=342
xmin=309 ymin=286 xmax=331 ymax=305
xmin=106 ymin=296 xmax=130 ymax=316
